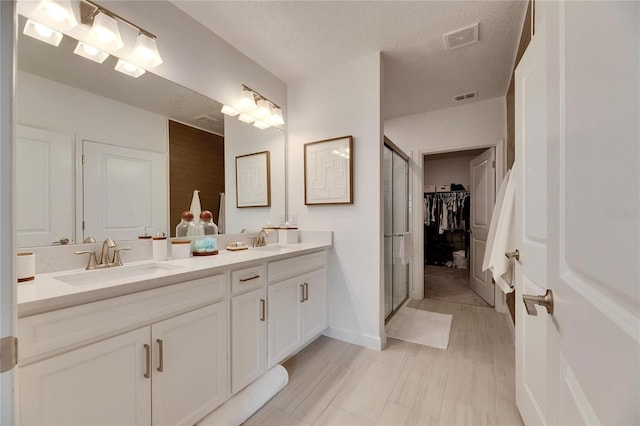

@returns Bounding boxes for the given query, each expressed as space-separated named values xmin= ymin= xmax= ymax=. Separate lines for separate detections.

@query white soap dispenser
xmin=152 ymin=228 xmax=167 ymax=261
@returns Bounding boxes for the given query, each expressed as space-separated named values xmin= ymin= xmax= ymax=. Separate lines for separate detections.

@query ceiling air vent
xmin=443 ymin=23 xmax=479 ymax=50
xmin=193 ymin=114 xmax=219 ymax=124
xmin=453 ymin=90 xmax=478 ymax=102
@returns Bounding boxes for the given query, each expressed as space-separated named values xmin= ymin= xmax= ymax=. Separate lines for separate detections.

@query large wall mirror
xmin=15 ymin=15 xmax=285 ymax=248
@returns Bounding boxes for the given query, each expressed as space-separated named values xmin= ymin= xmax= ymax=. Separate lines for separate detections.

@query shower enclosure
xmin=383 ymin=139 xmax=409 ymax=320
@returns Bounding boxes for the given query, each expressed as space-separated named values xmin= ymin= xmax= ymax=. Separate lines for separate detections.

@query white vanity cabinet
xmin=230 ymin=264 xmax=267 ymax=395
xmin=19 ymin=327 xmax=152 ymax=426
xmin=18 ymin=274 xmax=228 ymax=426
xmin=267 ymin=252 xmax=328 ymax=367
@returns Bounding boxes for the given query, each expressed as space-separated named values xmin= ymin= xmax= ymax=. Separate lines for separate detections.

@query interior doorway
xmin=422 ymin=147 xmax=495 ymax=307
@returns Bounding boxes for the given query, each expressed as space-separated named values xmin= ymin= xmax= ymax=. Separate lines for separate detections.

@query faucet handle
xmin=112 ymin=247 xmax=131 ymax=266
xmin=75 ymin=250 xmax=98 ymax=270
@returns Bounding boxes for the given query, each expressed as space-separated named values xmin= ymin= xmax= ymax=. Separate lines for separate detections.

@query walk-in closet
xmin=423 ymin=148 xmax=495 ymax=307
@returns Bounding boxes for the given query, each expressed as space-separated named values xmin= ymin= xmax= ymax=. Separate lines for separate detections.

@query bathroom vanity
xmin=17 ymin=241 xmax=330 ymax=426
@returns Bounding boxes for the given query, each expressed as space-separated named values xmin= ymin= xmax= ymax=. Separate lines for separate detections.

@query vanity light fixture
xmin=32 ymin=0 xmax=77 ymax=31
xmin=222 ymin=84 xmax=285 ymax=130
xmin=133 ymin=33 xmax=163 ymax=68
xmin=115 ymin=59 xmax=146 ymax=78
xmin=23 ymin=19 xmax=63 ymax=46
xmin=73 ymin=41 xmax=109 ymax=63
xmin=89 ymin=12 xmax=124 ymax=51
xmin=238 ymin=113 xmax=256 ymax=124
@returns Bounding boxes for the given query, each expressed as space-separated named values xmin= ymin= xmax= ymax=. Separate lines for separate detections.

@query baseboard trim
xmin=323 ymin=326 xmax=382 ymax=351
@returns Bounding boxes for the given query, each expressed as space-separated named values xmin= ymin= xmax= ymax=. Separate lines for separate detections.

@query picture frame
xmin=304 ymin=136 xmax=353 ymax=205
xmin=235 ymin=151 xmax=271 ymax=208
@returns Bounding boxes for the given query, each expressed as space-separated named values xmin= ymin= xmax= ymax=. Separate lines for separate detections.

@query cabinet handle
xmin=157 ymin=339 xmax=164 ymax=372
xmin=240 ymin=275 xmax=260 ymax=282
xmin=303 ymin=283 xmax=309 ymax=301
xmin=260 ymin=299 xmax=266 ymax=321
xmin=300 ymin=284 xmax=305 ymax=303
xmin=143 ymin=344 xmax=151 ymax=379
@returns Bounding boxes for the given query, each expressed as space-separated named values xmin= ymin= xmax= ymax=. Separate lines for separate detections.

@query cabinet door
xmin=268 ymin=277 xmax=303 ymax=368
xmin=302 ymin=268 xmax=328 ymax=343
xmin=151 ymin=302 xmax=227 ymax=426
xmin=231 ymin=287 xmax=266 ymax=394
xmin=19 ymin=327 xmax=151 ymax=426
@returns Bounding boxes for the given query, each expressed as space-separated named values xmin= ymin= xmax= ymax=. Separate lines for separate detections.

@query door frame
xmin=411 ymin=138 xmax=506 ymax=313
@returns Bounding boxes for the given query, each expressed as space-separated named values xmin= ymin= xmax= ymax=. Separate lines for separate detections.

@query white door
xmin=82 ymin=140 xmax=167 ymax=241
xmin=19 ymin=327 xmax=151 ymax=425
xmin=152 ymin=302 xmax=227 ymax=426
xmin=301 ymin=268 xmax=328 ymax=342
xmin=470 ymin=148 xmax=496 ymax=305
xmin=516 ymin=2 xmax=640 ymax=425
xmin=268 ymin=276 xmax=303 ymax=368
xmin=514 ymin=14 xmax=550 ymax=424
xmin=15 ymin=126 xmax=74 ymax=247
xmin=231 ymin=287 xmax=266 ymax=394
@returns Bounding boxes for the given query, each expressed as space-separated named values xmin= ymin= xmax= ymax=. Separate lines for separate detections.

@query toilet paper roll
xmin=17 ymin=252 xmax=35 ymax=283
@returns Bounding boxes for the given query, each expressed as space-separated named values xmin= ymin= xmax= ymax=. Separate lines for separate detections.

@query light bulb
xmin=34 ymin=22 xmax=53 ymax=37
xmin=43 ymin=1 xmax=67 ymax=22
xmin=83 ymin=43 xmax=98 ymax=56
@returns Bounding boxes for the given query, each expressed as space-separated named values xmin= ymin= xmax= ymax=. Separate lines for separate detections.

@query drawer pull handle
xmin=303 ymin=283 xmax=309 ymax=301
xmin=240 ymin=274 xmax=260 ymax=282
xmin=300 ymin=284 xmax=305 ymax=303
xmin=157 ymin=339 xmax=164 ymax=372
xmin=143 ymin=344 xmax=151 ymax=379
xmin=260 ymin=299 xmax=266 ymax=321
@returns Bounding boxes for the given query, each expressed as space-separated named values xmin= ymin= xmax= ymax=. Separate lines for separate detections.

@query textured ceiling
xmin=172 ymin=1 xmax=527 ymax=120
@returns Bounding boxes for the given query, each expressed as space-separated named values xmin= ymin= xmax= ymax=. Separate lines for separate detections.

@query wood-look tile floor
xmin=425 ymin=265 xmax=491 ymax=308
xmin=245 ymin=299 xmax=523 ymax=426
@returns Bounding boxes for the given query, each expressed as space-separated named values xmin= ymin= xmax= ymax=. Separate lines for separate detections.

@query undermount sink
xmin=55 ymin=263 xmax=184 ymax=286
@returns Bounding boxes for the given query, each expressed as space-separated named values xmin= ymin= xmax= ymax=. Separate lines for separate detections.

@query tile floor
xmin=425 ymin=265 xmax=490 ymax=307
xmin=245 ymin=298 xmax=523 ymax=426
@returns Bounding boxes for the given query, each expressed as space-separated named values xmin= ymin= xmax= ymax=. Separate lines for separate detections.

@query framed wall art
xmin=304 ymin=136 xmax=353 ymax=205
xmin=235 ymin=151 xmax=271 ymax=208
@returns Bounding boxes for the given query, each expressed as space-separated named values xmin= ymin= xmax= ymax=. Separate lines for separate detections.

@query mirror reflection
xmin=15 ymin=16 xmax=285 ymax=247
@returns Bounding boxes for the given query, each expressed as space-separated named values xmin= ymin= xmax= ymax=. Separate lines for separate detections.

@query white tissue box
xmin=437 ymin=184 xmax=451 ymax=192
xmin=278 ymin=229 xmax=298 ymax=244
xmin=424 ymin=185 xmax=436 ymax=193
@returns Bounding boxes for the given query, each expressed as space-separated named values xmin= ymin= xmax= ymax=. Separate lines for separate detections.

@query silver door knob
xmin=505 ymin=249 xmax=520 ymax=261
xmin=522 ymin=289 xmax=554 ymax=316
xmin=52 ymin=237 xmax=70 ymax=245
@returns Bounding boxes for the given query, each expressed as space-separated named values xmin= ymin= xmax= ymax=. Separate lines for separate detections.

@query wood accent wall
xmin=169 ymin=120 xmax=224 ymax=236
xmin=505 ymin=0 xmax=533 ymax=323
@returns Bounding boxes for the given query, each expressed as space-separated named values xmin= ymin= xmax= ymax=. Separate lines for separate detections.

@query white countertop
xmin=18 ymin=242 xmax=331 ymax=318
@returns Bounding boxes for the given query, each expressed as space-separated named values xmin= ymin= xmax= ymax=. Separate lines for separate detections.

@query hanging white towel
xmin=482 ymin=163 xmax=517 ymax=294
xmin=218 ymin=192 xmax=225 ymax=234
xmin=398 ymin=232 xmax=412 ymax=265
xmin=190 ymin=189 xmax=202 ymax=224
xmin=483 ymin=168 xmax=512 ymax=271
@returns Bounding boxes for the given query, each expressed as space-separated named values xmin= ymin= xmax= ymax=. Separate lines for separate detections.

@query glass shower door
xmin=384 ymin=143 xmax=409 ymax=320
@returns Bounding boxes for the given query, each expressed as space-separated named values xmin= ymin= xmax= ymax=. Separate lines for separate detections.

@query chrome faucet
xmin=252 ymin=229 xmax=270 ymax=247
xmin=100 ymin=238 xmax=117 ymax=266
xmin=75 ymin=238 xmax=131 ymax=270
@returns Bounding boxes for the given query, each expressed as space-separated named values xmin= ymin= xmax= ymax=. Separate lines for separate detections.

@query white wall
xmin=423 ymin=149 xmax=486 ymax=190
xmin=385 ymin=97 xmax=507 ymax=302
xmin=288 ymin=52 xmax=384 ymax=350
xmin=224 ymin=118 xmax=286 ymax=233
xmin=17 ymin=71 xmax=167 ymax=152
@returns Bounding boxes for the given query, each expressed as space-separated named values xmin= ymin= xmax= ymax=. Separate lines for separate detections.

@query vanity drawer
xmin=268 ymin=251 xmax=327 ymax=283
xmin=231 ymin=264 xmax=265 ymax=294
xmin=18 ymin=274 xmax=225 ymax=364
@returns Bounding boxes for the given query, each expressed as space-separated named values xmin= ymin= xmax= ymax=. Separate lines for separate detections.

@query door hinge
xmin=82 ymin=220 xmax=85 ymax=230
xmin=82 ymin=154 xmax=85 ymax=165
xmin=492 ymin=160 xmax=496 ymax=168
xmin=0 ymin=336 xmax=18 ymax=373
